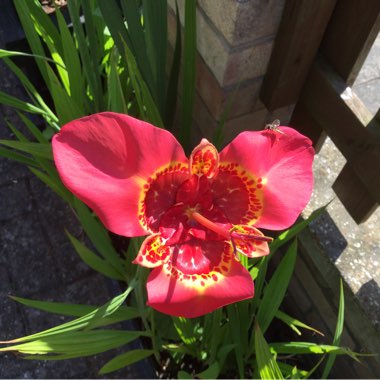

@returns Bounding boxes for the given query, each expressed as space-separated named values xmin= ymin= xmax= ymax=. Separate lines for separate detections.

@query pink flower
xmin=52 ymin=112 xmax=314 ymax=318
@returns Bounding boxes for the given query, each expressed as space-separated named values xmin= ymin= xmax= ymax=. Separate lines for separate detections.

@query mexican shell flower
xmin=52 ymin=112 xmax=314 ymax=318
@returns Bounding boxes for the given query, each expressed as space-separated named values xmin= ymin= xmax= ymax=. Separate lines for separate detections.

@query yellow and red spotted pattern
xmin=190 ymin=139 xmax=219 ymax=178
xmin=133 ymin=234 xmax=171 ymax=268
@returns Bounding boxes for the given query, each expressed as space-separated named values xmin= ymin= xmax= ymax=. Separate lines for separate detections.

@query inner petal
xmin=211 ymin=163 xmax=264 ymax=225
xmin=141 ymin=163 xmax=189 ymax=232
xmin=171 ymin=240 xmax=223 ymax=275
xmin=189 ymin=139 xmax=219 ymax=178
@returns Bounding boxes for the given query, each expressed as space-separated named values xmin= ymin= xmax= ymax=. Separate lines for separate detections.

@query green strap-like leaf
xmin=0 ymin=140 xmax=52 ymax=160
xmin=99 ymin=349 xmax=155 ymax=375
xmin=1 ymin=283 xmax=136 ymax=344
xmin=180 ymin=0 xmax=197 ymax=152
xmin=0 ymin=330 xmax=144 ymax=359
xmin=321 ymin=280 xmax=345 ymax=378
xmin=73 ymin=198 xmax=126 ymax=276
xmin=67 ymin=232 xmax=125 ymax=281
xmin=256 ymin=239 xmax=298 ymax=333
xmin=255 ymin=323 xmax=284 ymax=380
xmin=10 ymin=296 xmax=141 ymax=325
xmin=269 ymin=342 xmax=361 ymax=360
xmin=275 ymin=309 xmax=324 ymax=336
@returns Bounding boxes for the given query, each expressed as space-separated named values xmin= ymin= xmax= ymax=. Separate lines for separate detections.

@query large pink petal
xmin=219 ymin=127 xmax=314 ymax=230
xmin=146 ymin=241 xmax=254 ymax=317
xmin=52 ymin=112 xmax=187 ymax=236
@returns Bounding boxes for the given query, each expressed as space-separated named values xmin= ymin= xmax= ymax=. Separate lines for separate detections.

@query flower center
xmin=191 ymin=211 xmax=273 ymax=248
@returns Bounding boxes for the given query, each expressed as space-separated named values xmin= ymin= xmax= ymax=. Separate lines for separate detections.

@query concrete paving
xmin=303 ymin=31 xmax=380 ymax=331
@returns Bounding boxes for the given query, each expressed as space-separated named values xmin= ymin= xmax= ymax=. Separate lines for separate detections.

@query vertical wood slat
xmin=290 ymin=100 xmax=327 ymax=153
xmin=300 ymin=59 xmax=380 ymax=207
xmin=321 ymin=0 xmax=380 ymax=85
xmin=332 ymin=110 xmax=380 ymax=223
xmin=260 ymin=0 xmax=337 ymax=111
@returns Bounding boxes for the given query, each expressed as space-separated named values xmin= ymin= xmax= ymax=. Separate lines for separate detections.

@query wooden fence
xmin=260 ymin=0 xmax=380 ymax=224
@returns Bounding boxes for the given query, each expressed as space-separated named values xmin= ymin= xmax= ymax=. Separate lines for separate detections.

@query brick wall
xmin=168 ymin=0 xmax=291 ymax=144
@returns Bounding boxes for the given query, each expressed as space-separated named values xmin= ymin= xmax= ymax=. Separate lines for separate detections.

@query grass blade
xmin=0 ymin=330 xmax=143 ymax=358
xmin=180 ymin=0 xmax=197 ymax=152
xmin=256 ymin=239 xmax=298 ymax=333
xmin=107 ymin=48 xmax=128 ymax=114
xmin=275 ymin=309 xmax=324 ymax=337
xmin=73 ymin=198 xmax=126 ymax=274
xmin=29 ymin=167 xmax=72 ymax=204
xmin=99 ymin=349 xmax=154 ymax=374
xmin=56 ymin=9 xmax=84 ymax=108
xmin=123 ymin=41 xmax=163 ymax=128
xmin=67 ymin=232 xmax=125 ymax=281
xmin=13 ymin=1 xmax=50 ymax=88
xmin=255 ymin=323 xmax=284 ymax=380
xmin=165 ymin=1 xmax=182 ymax=129
xmin=0 ymin=147 xmax=37 ymax=167
xmin=227 ymin=304 xmax=245 ymax=378
xmin=1 ymin=283 xmax=136 ymax=344
xmin=67 ymin=0 xmax=102 ymax=111
xmin=269 ymin=342 xmax=361 ymax=361
xmin=143 ymin=0 xmax=167 ymax=115
xmin=10 ymin=296 xmax=141 ymax=325
xmin=0 ymin=140 xmax=52 ymax=160
xmin=120 ymin=0 xmax=154 ymax=99
xmin=321 ymin=280 xmax=345 ymax=378
xmin=0 ymin=91 xmax=48 ymax=116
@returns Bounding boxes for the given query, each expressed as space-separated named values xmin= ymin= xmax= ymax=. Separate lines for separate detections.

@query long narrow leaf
xmin=13 ymin=1 xmax=50 ymax=88
xmin=67 ymin=0 xmax=102 ymax=111
xmin=270 ymin=342 xmax=361 ymax=360
xmin=10 ymin=296 xmax=141 ymax=326
xmin=1 ymin=283 xmax=136 ymax=344
xmin=227 ymin=304 xmax=244 ymax=378
xmin=0 ymin=330 xmax=143 ymax=358
xmin=180 ymin=0 xmax=197 ymax=151
xmin=0 ymin=140 xmax=52 ymax=160
xmin=0 ymin=147 xmax=37 ymax=167
xmin=143 ymin=0 xmax=167 ymax=115
xmin=120 ymin=0 xmax=154 ymax=98
xmin=108 ymin=49 xmax=128 ymax=114
xmin=321 ymin=280 xmax=345 ymax=378
xmin=44 ymin=63 xmax=83 ymax=124
xmin=17 ymin=112 xmax=49 ymax=143
xmin=256 ymin=239 xmax=298 ymax=333
xmin=56 ymin=9 xmax=84 ymax=108
xmin=73 ymin=198 xmax=126 ymax=274
xmin=275 ymin=309 xmax=324 ymax=337
xmin=67 ymin=232 xmax=126 ymax=281
xmin=99 ymin=349 xmax=154 ymax=374
xmin=29 ymin=167 xmax=72 ymax=204
xmin=165 ymin=1 xmax=182 ymax=128
xmin=123 ymin=41 xmax=163 ymax=128
xmin=0 ymin=91 xmax=48 ymax=116
xmin=255 ymin=323 xmax=284 ymax=380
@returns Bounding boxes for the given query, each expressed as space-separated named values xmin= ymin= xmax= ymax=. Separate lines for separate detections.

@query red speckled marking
xmin=159 ymin=241 xmax=235 ymax=291
xmin=190 ymin=139 xmax=219 ymax=178
xmin=139 ymin=162 xmax=189 ymax=232
xmin=211 ymin=163 xmax=264 ymax=225
xmin=134 ymin=234 xmax=172 ymax=268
